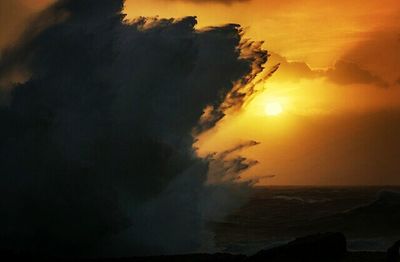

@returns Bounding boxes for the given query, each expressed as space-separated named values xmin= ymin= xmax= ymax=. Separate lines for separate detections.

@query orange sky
xmin=124 ymin=0 xmax=400 ymax=185
xmin=2 ymin=0 xmax=400 ymax=185
xmin=124 ymin=0 xmax=400 ymax=67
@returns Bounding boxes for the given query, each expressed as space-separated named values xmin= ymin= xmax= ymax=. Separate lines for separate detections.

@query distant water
xmin=211 ymin=186 xmax=400 ymax=254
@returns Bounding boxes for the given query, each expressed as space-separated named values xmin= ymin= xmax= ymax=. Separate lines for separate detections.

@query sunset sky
xmin=2 ymin=0 xmax=400 ymax=185
xmin=6 ymin=1 xmax=400 ymax=257
xmin=126 ymin=0 xmax=400 ymax=185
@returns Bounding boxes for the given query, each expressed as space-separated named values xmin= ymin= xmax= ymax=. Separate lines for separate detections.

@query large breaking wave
xmin=0 ymin=0 xmax=268 ymax=257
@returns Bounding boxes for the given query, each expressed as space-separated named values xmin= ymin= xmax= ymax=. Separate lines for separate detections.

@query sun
xmin=265 ymin=101 xmax=283 ymax=116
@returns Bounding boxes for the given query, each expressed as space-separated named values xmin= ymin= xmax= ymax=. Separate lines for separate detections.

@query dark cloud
xmin=0 ymin=0 xmax=267 ymax=257
xmin=342 ymin=29 xmax=400 ymax=85
xmin=0 ymin=2 xmax=66 ymax=105
xmin=267 ymin=52 xmax=321 ymax=82
xmin=268 ymin=53 xmax=388 ymax=87
xmin=326 ymin=60 xmax=388 ymax=87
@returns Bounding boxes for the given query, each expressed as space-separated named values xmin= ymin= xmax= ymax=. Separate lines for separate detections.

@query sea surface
xmin=212 ymin=186 xmax=400 ymax=254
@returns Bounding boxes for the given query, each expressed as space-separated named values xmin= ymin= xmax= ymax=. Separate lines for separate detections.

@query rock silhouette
xmin=2 ymin=233 xmax=400 ymax=261
xmin=387 ymin=240 xmax=400 ymax=262
xmin=248 ymin=232 xmax=347 ymax=262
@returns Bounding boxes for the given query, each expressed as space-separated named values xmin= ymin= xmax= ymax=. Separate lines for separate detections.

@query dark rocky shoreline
xmin=2 ymin=232 xmax=398 ymax=262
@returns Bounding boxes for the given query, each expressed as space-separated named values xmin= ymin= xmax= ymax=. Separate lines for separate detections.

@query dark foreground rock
xmin=1 ymin=233 xmax=398 ymax=262
xmin=387 ymin=240 xmax=400 ymax=262
xmin=0 ymin=252 xmax=247 ymax=262
xmin=249 ymin=232 xmax=347 ymax=261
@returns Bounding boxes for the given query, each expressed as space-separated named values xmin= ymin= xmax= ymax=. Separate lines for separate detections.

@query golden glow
xmin=121 ymin=0 xmax=400 ymax=185
xmin=124 ymin=0 xmax=400 ymax=68
xmin=265 ymin=101 xmax=283 ymax=116
xmin=2 ymin=0 xmax=400 ymax=186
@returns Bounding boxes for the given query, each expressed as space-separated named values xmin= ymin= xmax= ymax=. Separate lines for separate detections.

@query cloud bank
xmin=268 ymin=53 xmax=388 ymax=87
xmin=326 ymin=60 xmax=387 ymax=87
xmin=0 ymin=0 xmax=267 ymax=257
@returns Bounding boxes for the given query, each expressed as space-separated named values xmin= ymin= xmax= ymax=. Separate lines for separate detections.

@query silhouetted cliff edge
xmin=1 ymin=232 xmax=398 ymax=262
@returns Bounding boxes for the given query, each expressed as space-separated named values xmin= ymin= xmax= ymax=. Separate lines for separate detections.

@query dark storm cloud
xmin=342 ymin=29 xmax=400 ymax=85
xmin=267 ymin=52 xmax=321 ymax=82
xmin=0 ymin=0 xmax=267 ymax=257
xmin=0 ymin=2 xmax=66 ymax=105
xmin=326 ymin=60 xmax=388 ymax=87
xmin=268 ymin=53 xmax=388 ymax=87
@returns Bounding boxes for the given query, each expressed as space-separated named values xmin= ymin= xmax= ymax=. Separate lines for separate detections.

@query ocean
xmin=212 ymin=186 xmax=400 ymax=254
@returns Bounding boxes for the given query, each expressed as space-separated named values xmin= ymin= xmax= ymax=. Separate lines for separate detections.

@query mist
xmin=0 ymin=0 xmax=267 ymax=257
